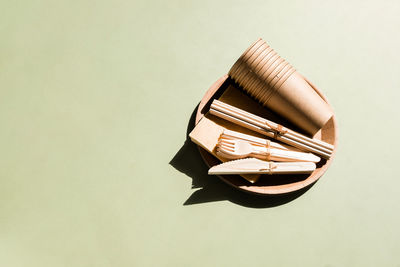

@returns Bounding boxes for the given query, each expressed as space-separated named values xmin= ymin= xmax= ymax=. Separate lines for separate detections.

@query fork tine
xmin=219 ymin=136 xmax=235 ymax=141
xmin=219 ymin=142 xmax=235 ymax=150
xmin=217 ymin=147 xmax=233 ymax=155
xmin=219 ymin=139 xmax=235 ymax=145
xmin=219 ymin=144 xmax=234 ymax=152
xmin=220 ymin=137 xmax=234 ymax=142
xmin=221 ymin=138 xmax=235 ymax=144
xmin=219 ymin=139 xmax=233 ymax=145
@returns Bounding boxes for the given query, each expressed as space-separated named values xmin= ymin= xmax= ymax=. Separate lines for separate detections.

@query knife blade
xmin=208 ymin=158 xmax=316 ymax=175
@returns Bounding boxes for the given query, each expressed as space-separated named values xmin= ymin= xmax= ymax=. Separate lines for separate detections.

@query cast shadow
xmin=169 ymin=104 xmax=313 ymax=208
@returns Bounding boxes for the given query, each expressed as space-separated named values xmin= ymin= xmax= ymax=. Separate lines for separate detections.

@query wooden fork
xmin=217 ymin=138 xmax=320 ymax=162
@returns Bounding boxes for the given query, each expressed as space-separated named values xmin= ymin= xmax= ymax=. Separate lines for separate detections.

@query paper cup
xmin=228 ymin=38 xmax=333 ymax=135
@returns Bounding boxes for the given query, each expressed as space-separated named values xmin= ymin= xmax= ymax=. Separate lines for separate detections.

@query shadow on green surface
xmin=169 ymin=104 xmax=313 ymax=208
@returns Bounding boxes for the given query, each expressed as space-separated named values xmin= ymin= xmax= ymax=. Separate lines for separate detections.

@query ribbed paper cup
xmin=245 ymin=48 xmax=275 ymax=85
xmin=230 ymin=39 xmax=264 ymax=82
xmin=241 ymin=47 xmax=273 ymax=90
xmin=234 ymin=41 xmax=266 ymax=86
xmin=228 ymin=38 xmax=333 ymax=135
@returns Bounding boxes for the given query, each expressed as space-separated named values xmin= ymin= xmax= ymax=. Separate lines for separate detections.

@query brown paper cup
xmin=228 ymin=38 xmax=333 ymax=135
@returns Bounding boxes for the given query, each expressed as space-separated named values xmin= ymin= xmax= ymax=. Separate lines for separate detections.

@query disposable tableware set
xmin=208 ymin=100 xmax=332 ymax=175
xmin=189 ymin=38 xmax=337 ymax=193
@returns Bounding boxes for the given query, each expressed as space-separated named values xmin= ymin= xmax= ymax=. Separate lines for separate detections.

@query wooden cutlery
xmin=209 ymin=99 xmax=333 ymax=159
xmin=208 ymin=158 xmax=316 ymax=175
xmin=217 ymin=136 xmax=320 ymax=163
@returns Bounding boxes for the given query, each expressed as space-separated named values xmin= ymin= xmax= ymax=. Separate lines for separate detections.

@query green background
xmin=1 ymin=0 xmax=399 ymax=266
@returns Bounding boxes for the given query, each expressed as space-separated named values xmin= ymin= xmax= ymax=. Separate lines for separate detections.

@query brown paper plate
xmin=195 ymin=75 xmax=338 ymax=195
